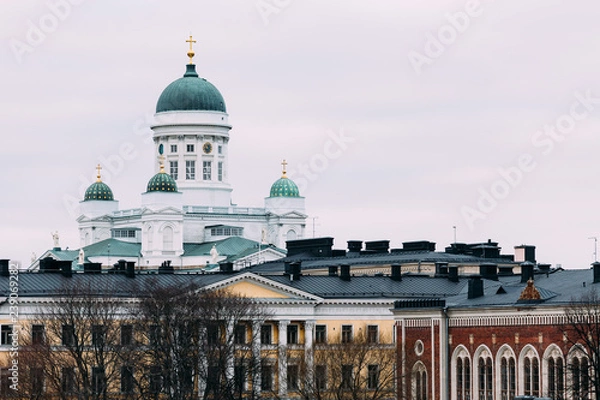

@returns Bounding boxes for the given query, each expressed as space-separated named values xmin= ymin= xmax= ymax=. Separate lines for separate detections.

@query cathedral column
xmin=226 ymin=321 xmax=235 ymax=382
xmin=278 ymin=320 xmax=289 ymax=397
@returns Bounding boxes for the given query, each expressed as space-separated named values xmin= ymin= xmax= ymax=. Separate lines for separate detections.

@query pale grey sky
xmin=2 ymin=0 xmax=600 ymax=268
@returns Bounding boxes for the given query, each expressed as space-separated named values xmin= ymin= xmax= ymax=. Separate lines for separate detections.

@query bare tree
xmin=295 ymin=330 xmax=397 ymax=400
xmin=562 ymin=288 xmax=600 ymax=400
xmin=134 ymin=281 xmax=270 ymax=400
xmin=20 ymin=281 xmax=139 ymax=400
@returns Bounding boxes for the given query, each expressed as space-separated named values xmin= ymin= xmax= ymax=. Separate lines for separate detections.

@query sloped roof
xmin=183 ymin=237 xmax=285 ymax=262
xmin=82 ymin=238 xmax=142 ymax=258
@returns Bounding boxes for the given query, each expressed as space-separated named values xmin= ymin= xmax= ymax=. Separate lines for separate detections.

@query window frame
xmin=341 ymin=325 xmax=353 ymax=343
xmin=315 ymin=324 xmax=327 ymax=344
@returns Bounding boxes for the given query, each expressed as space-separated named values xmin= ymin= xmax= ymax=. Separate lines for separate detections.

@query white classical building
xmin=52 ymin=42 xmax=307 ymax=269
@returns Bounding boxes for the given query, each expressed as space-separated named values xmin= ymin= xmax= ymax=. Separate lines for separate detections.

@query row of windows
xmin=167 ymin=144 xmax=223 ymax=154
xmin=112 ymin=229 xmax=136 ymax=238
xmin=455 ymin=353 xmax=586 ymax=400
xmin=169 ymin=160 xmax=223 ymax=181
xmin=210 ymin=227 xmax=243 ymax=237
xmin=25 ymin=323 xmax=381 ymax=347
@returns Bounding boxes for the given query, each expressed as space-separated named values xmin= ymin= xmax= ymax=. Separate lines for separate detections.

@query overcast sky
xmin=2 ymin=0 xmax=600 ymax=268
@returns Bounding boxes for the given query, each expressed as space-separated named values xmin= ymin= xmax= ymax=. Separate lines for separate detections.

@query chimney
xmin=159 ymin=260 xmax=174 ymax=274
xmin=117 ymin=259 xmax=127 ymax=271
xmin=126 ymin=261 xmax=135 ymax=279
xmin=219 ymin=262 xmax=233 ymax=274
xmin=284 ymin=262 xmax=291 ymax=275
xmin=59 ymin=261 xmax=72 ymax=278
xmin=593 ymin=261 xmax=600 ymax=284
xmin=290 ymin=262 xmax=301 ymax=281
xmin=364 ymin=240 xmax=390 ymax=254
xmin=479 ymin=263 xmax=498 ymax=281
xmin=514 ymin=245 xmax=536 ymax=263
xmin=467 ymin=275 xmax=484 ymax=299
xmin=448 ymin=265 xmax=459 ymax=282
xmin=520 ymin=261 xmax=535 ymax=283
xmin=498 ymin=266 xmax=514 ymax=276
xmin=328 ymin=266 xmax=338 ymax=276
xmin=347 ymin=241 xmax=362 ymax=254
xmin=340 ymin=264 xmax=351 ymax=281
xmin=0 ymin=260 xmax=9 ymax=277
xmin=84 ymin=262 xmax=102 ymax=273
xmin=391 ymin=264 xmax=402 ymax=281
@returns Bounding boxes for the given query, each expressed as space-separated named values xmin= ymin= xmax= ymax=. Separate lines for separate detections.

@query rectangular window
xmin=341 ymin=325 xmax=353 ymax=343
xmin=218 ymin=145 xmax=222 ymax=154
xmin=287 ymin=365 xmax=299 ymax=390
xmin=315 ymin=325 xmax=327 ymax=344
xmin=367 ymin=325 xmax=379 ymax=343
xmin=186 ymin=144 xmax=194 ymax=152
xmin=234 ymin=365 xmax=246 ymax=393
xmin=92 ymin=367 xmax=105 ymax=395
xmin=234 ymin=324 xmax=246 ymax=345
xmin=62 ymin=324 xmax=74 ymax=346
xmin=61 ymin=367 xmax=75 ymax=393
xmin=169 ymin=160 xmax=178 ymax=180
xmin=170 ymin=144 xmax=177 ymax=153
xmin=121 ymin=366 xmax=134 ymax=394
xmin=261 ymin=324 xmax=272 ymax=345
xmin=91 ymin=325 xmax=105 ymax=346
xmin=31 ymin=367 xmax=44 ymax=395
xmin=218 ymin=161 xmax=223 ymax=181
xmin=207 ymin=323 xmax=220 ymax=345
xmin=149 ymin=366 xmax=162 ymax=394
xmin=287 ymin=324 xmax=299 ymax=344
xmin=31 ymin=324 xmax=45 ymax=345
xmin=121 ymin=324 xmax=133 ymax=346
xmin=315 ymin=365 xmax=327 ymax=390
xmin=341 ymin=365 xmax=353 ymax=390
xmin=186 ymin=160 xmax=195 ymax=180
xmin=261 ymin=365 xmax=273 ymax=391
xmin=368 ymin=365 xmax=379 ymax=389
xmin=203 ymin=161 xmax=212 ymax=180
xmin=0 ymin=325 xmax=12 ymax=345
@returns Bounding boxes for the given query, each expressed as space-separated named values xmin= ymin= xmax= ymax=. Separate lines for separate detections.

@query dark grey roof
xmin=247 ymin=250 xmax=516 ymax=274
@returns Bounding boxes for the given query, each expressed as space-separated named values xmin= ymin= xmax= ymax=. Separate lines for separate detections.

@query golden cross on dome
xmin=96 ymin=164 xmax=102 ymax=182
xmin=281 ymin=159 xmax=288 ymax=178
xmin=186 ymin=35 xmax=196 ymax=64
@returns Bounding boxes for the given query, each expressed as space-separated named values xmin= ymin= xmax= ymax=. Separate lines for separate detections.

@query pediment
xmin=206 ymin=273 xmax=321 ymax=302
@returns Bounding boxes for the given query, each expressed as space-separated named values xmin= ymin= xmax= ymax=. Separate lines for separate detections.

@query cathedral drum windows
xmin=169 ymin=160 xmax=178 ymax=180
xmin=186 ymin=160 xmax=195 ymax=180
xmin=203 ymin=161 xmax=212 ymax=180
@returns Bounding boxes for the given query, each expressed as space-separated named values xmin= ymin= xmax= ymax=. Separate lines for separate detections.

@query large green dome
xmin=156 ymin=64 xmax=226 ymax=113
xmin=147 ymin=171 xmax=178 ymax=193
xmin=84 ymin=181 xmax=114 ymax=201
xmin=270 ymin=177 xmax=300 ymax=198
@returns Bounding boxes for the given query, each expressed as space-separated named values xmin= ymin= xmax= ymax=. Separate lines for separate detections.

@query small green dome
xmin=147 ymin=172 xmax=178 ymax=192
xmin=270 ymin=177 xmax=300 ymax=197
xmin=156 ymin=64 xmax=226 ymax=113
xmin=84 ymin=181 xmax=114 ymax=201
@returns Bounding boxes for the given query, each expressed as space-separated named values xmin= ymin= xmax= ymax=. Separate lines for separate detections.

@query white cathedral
xmin=37 ymin=40 xmax=307 ymax=270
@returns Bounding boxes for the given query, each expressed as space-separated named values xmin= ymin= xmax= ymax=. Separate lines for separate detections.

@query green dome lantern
xmin=269 ymin=160 xmax=300 ymax=198
xmin=83 ymin=165 xmax=114 ymax=201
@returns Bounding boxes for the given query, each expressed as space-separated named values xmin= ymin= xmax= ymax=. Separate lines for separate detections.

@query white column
xmin=278 ymin=320 xmax=289 ymax=397
xmin=252 ymin=320 xmax=262 ymax=396
xmin=304 ymin=320 xmax=315 ymax=387
xmin=226 ymin=321 xmax=235 ymax=382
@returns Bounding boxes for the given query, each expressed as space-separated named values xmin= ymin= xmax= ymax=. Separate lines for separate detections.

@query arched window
xmin=478 ymin=356 xmax=493 ymax=400
xmin=500 ymin=356 xmax=516 ymax=400
xmin=547 ymin=356 xmax=564 ymax=400
xmin=286 ymin=229 xmax=297 ymax=241
xmin=412 ymin=362 xmax=427 ymax=400
xmin=456 ymin=356 xmax=470 ymax=400
xmin=570 ymin=353 xmax=590 ymax=399
xmin=163 ymin=226 xmax=173 ymax=251
xmin=524 ymin=356 xmax=540 ymax=396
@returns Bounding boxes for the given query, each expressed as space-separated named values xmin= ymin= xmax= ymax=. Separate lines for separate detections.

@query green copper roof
xmin=147 ymin=172 xmax=178 ymax=192
xmin=84 ymin=181 xmax=114 ymax=201
xmin=156 ymin=64 xmax=226 ymax=113
xmin=270 ymin=177 xmax=300 ymax=197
